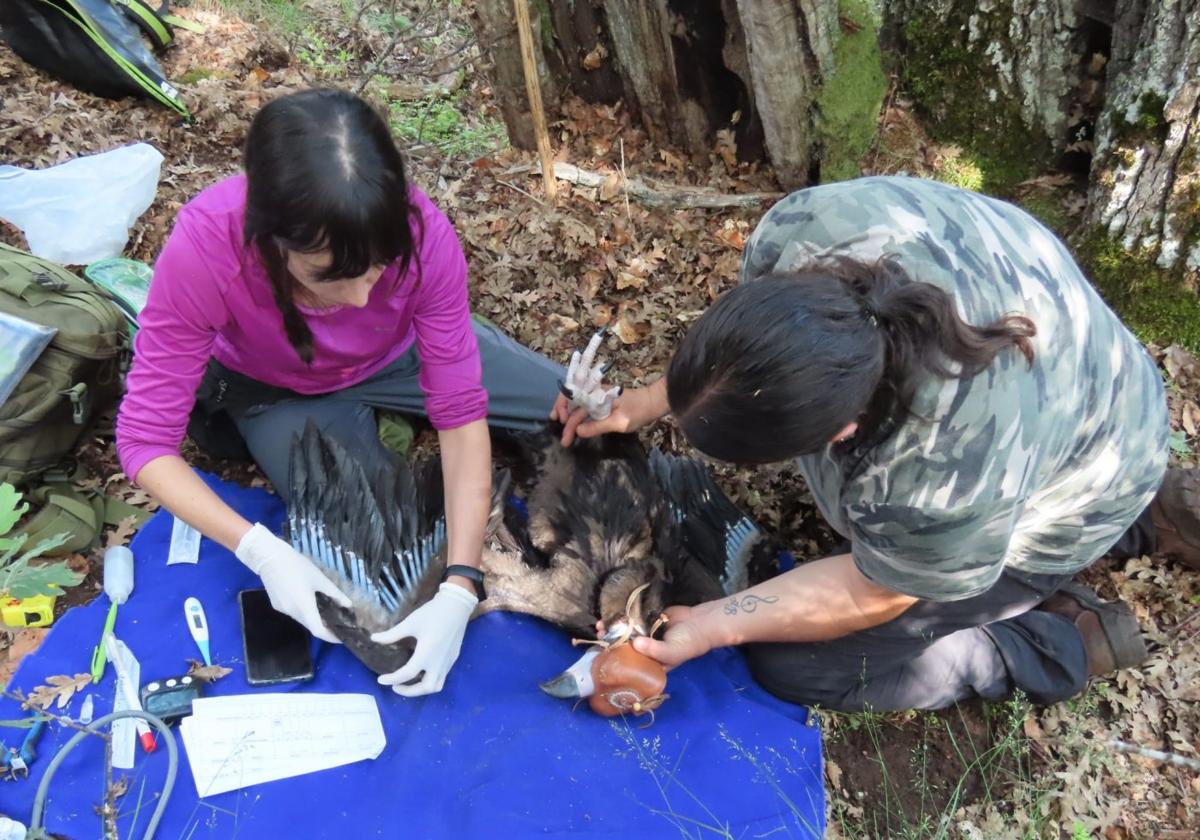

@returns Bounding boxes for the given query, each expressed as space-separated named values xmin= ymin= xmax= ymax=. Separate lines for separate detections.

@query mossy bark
xmin=1087 ymin=0 xmax=1200 ymax=275
xmin=886 ymin=0 xmax=1085 ymax=193
xmin=815 ymin=0 xmax=887 ymax=182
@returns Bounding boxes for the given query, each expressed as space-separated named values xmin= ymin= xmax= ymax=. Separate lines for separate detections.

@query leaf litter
xmin=0 ymin=1 xmax=1197 ymax=835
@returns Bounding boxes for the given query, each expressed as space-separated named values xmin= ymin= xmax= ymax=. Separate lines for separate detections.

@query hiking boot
xmin=1151 ymin=468 xmax=1200 ymax=571
xmin=1039 ymin=582 xmax=1147 ymax=677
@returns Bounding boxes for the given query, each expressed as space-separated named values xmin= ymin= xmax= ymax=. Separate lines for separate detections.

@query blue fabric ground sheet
xmin=1 ymin=474 xmax=825 ymax=839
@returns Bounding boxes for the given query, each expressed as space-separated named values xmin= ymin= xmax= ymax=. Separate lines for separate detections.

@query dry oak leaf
xmin=187 ymin=659 xmax=233 ymax=683
xmin=600 ymin=171 xmax=624 ymax=202
xmin=105 ymin=515 xmax=139 ymax=550
xmin=1163 ymin=344 xmax=1197 ymax=383
xmin=581 ymin=43 xmax=608 ymax=71
xmin=108 ymin=775 xmax=130 ymax=801
xmin=547 ymin=314 xmax=580 ymax=333
xmin=25 ymin=672 xmax=91 ymax=710
xmin=612 ymin=310 xmax=650 ymax=345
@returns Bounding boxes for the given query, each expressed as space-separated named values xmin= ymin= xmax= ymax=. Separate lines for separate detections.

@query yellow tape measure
xmin=1 ymin=593 xmax=58 ymax=627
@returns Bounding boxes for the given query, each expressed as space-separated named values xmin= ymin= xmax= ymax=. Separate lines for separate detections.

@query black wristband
xmin=441 ymin=564 xmax=486 ymax=601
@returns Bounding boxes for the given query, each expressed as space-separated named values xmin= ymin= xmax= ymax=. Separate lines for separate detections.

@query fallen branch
xmin=1109 ymin=739 xmax=1200 ymax=771
xmin=503 ymin=162 xmax=783 ymax=209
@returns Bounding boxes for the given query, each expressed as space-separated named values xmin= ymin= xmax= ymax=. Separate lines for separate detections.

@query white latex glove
xmin=235 ymin=523 xmax=352 ymax=645
xmin=371 ymin=582 xmax=477 ymax=697
xmin=560 ymin=329 xmax=623 ymax=420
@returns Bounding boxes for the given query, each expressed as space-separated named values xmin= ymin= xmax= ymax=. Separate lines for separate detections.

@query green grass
xmin=823 ymin=696 xmax=1056 ymax=840
xmin=214 ymin=0 xmax=318 ymax=40
xmin=295 ymin=28 xmax=354 ymax=75
xmin=1018 ymin=194 xmax=1072 ymax=236
xmin=935 ymin=149 xmax=985 ymax=192
xmin=816 ymin=0 xmax=888 ymax=182
xmin=379 ymin=84 xmax=508 ymax=159
xmin=607 ymin=692 xmax=1069 ymax=839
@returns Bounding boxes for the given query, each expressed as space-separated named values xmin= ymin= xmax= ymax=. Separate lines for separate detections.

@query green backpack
xmin=0 ymin=242 xmax=128 ymax=487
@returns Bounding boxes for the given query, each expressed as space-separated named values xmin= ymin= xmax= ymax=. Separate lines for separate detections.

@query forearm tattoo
xmin=723 ymin=594 xmax=779 ymax=615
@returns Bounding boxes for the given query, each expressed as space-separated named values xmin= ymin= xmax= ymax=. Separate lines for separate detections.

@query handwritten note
xmin=179 ymin=693 xmax=386 ymax=797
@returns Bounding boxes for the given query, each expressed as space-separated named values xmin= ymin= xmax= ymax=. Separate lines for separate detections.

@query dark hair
xmin=243 ymin=88 xmax=417 ymax=364
xmin=666 ymin=257 xmax=1036 ymax=464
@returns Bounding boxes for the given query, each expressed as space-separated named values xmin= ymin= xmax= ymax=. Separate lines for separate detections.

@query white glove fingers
xmin=391 ymin=676 xmax=441 ymax=698
xmin=378 ymin=656 xmax=425 ymax=686
xmin=308 ymin=622 xmax=343 ymax=645
xmin=370 ymin=619 xmax=413 ymax=645
xmin=584 ymin=359 xmax=606 ymax=391
xmin=566 ymin=350 xmax=582 ymax=389
xmin=580 ymin=330 xmax=604 ymax=371
xmin=314 ymin=576 xmax=353 ymax=608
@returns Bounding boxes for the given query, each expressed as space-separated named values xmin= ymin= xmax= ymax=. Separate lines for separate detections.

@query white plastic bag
xmin=0 ymin=143 xmax=163 ymax=265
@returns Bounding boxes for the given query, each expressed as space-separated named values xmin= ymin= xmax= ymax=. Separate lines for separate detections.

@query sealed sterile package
xmin=85 ymin=258 xmax=152 ymax=334
xmin=0 ymin=311 xmax=56 ymax=407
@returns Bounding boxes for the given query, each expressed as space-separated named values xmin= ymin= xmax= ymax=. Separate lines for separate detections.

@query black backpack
xmin=0 ymin=0 xmax=190 ymax=116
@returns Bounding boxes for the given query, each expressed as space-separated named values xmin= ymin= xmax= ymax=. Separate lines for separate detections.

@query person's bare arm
xmin=634 ymin=553 xmax=919 ymax=667
xmin=135 ymin=454 xmax=253 ymax=550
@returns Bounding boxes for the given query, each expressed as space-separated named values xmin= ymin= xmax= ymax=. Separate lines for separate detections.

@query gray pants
xmin=745 ymin=509 xmax=1156 ymax=711
xmin=230 ymin=320 xmax=563 ymax=502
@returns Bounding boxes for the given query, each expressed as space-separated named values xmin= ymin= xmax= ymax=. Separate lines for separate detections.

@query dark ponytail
xmin=667 ymin=257 xmax=1036 ymax=464
xmin=243 ymin=88 xmax=417 ymax=364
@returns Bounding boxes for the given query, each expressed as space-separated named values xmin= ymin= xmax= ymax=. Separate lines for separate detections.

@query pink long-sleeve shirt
xmin=116 ymin=174 xmax=486 ymax=481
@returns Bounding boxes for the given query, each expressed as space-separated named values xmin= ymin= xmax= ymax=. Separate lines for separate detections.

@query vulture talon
xmin=648 ymin=612 xmax=670 ymax=638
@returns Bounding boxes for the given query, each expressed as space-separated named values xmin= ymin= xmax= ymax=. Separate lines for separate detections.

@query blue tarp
xmin=0 ymin=474 xmax=824 ymax=838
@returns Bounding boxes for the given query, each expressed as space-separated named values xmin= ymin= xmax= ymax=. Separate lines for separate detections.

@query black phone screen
xmin=239 ymin=589 xmax=315 ymax=685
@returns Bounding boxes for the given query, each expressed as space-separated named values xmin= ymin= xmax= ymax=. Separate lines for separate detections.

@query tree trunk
xmin=1087 ymin=0 xmax=1200 ymax=273
xmin=885 ymin=0 xmax=1090 ymax=176
xmin=471 ymin=0 xmax=838 ymax=188
xmin=734 ymin=0 xmax=835 ymax=186
xmin=600 ymin=0 xmax=706 ymax=151
xmin=470 ymin=0 xmax=562 ymax=150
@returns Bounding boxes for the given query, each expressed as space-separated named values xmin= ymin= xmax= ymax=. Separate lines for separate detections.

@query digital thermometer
xmin=184 ymin=597 xmax=211 ymax=666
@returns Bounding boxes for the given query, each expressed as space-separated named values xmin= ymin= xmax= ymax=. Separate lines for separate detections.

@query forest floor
xmin=1 ymin=1 xmax=1198 ymax=837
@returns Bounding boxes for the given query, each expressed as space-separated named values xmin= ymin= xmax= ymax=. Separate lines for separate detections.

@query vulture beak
xmin=539 ymin=648 xmax=599 ymax=698
xmin=539 ymin=621 xmax=631 ymax=698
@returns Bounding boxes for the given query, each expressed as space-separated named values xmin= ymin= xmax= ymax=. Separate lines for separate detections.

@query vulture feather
xmin=285 ymin=421 xmax=784 ymax=712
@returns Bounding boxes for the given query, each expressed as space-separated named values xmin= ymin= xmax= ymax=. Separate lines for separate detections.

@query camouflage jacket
xmin=741 ymin=176 xmax=1168 ymax=601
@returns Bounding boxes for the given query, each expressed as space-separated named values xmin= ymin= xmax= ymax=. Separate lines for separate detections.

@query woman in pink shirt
xmin=116 ymin=89 xmax=562 ymax=696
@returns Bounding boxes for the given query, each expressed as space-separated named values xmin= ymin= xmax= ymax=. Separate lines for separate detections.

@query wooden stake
xmin=512 ymin=0 xmax=557 ymax=202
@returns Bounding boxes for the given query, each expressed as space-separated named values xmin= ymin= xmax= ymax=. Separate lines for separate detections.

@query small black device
xmin=441 ymin=564 xmax=486 ymax=601
xmin=238 ymin=588 xmax=315 ymax=685
xmin=140 ymin=675 xmax=203 ymax=724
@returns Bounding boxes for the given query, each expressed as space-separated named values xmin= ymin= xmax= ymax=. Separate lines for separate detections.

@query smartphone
xmin=238 ymin=589 xmax=315 ymax=685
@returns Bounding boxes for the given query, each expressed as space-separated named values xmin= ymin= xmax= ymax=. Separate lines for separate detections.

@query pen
xmin=104 ymin=634 xmax=156 ymax=754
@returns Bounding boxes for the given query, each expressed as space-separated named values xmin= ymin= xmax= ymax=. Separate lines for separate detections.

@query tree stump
xmin=471 ymin=0 xmax=839 ymax=188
